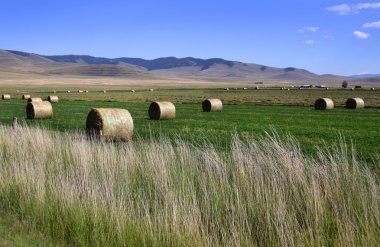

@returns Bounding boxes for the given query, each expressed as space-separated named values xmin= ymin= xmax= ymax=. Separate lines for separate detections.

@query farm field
xmin=0 ymin=87 xmax=380 ymax=246
xmin=0 ymin=88 xmax=379 ymax=165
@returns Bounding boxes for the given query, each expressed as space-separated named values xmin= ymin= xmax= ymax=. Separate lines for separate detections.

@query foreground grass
xmin=0 ymin=126 xmax=379 ymax=246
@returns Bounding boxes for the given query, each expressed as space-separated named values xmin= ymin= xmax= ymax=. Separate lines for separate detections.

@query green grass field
xmin=1 ymin=88 xmax=379 ymax=246
xmin=1 ymin=91 xmax=379 ymax=165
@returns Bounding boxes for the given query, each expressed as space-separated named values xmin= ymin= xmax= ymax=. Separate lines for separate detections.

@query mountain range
xmin=1 ymin=49 xmax=379 ymax=84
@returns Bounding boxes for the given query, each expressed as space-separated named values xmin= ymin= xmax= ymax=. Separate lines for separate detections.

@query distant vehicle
xmin=315 ymin=85 xmax=327 ymax=88
xmin=300 ymin=85 xmax=313 ymax=89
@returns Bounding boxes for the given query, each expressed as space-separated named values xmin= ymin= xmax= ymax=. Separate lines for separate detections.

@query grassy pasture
xmin=3 ymin=87 xmax=380 ymax=106
xmin=0 ymin=88 xmax=379 ymax=165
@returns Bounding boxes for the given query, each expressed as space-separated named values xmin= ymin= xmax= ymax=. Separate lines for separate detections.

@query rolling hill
xmin=1 ymin=49 xmax=377 ymax=84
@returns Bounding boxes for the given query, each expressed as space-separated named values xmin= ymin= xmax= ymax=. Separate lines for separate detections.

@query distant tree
xmin=342 ymin=80 xmax=348 ymax=88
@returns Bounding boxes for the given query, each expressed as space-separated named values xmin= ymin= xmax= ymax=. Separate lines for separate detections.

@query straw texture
xmin=47 ymin=95 xmax=59 ymax=103
xmin=149 ymin=101 xmax=176 ymax=120
xmin=314 ymin=98 xmax=334 ymax=110
xmin=26 ymin=101 xmax=53 ymax=119
xmin=346 ymin=98 xmax=365 ymax=109
xmin=86 ymin=108 xmax=134 ymax=141
xmin=27 ymin=97 xmax=43 ymax=103
xmin=2 ymin=94 xmax=11 ymax=100
xmin=202 ymin=99 xmax=223 ymax=112
xmin=22 ymin=94 xmax=31 ymax=100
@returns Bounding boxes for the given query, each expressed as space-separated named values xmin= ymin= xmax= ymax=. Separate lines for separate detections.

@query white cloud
xmin=304 ymin=40 xmax=316 ymax=45
xmin=326 ymin=4 xmax=353 ymax=15
xmin=353 ymin=31 xmax=370 ymax=39
xmin=363 ymin=20 xmax=380 ymax=28
xmin=298 ymin=26 xmax=319 ymax=32
xmin=326 ymin=2 xmax=380 ymax=15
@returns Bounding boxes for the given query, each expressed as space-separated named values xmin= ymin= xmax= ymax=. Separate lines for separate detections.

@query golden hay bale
xmin=27 ymin=97 xmax=43 ymax=103
xmin=314 ymin=98 xmax=334 ymax=110
xmin=103 ymin=90 xmax=107 ymax=93
xmin=131 ymin=90 xmax=135 ymax=92
xmin=243 ymin=87 xmax=248 ymax=90
xmin=86 ymin=108 xmax=134 ymax=141
xmin=47 ymin=95 xmax=59 ymax=103
xmin=26 ymin=101 xmax=53 ymax=119
xmin=85 ymin=90 xmax=89 ymax=93
xmin=2 ymin=94 xmax=11 ymax=100
xmin=78 ymin=90 xmax=84 ymax=93
xmin=224 ymin=88 xmax=229 ymax=91
xmin=149 ymin=101 xmax=176 ymax=120
xmin=346 ymin=98 xmax=365 ymax=109
xmin=22 ymin=94 xmax=31 ymax=100
xmin=202 ymin=99 xmax=223 ymax=112
xmin=371 ymin=88 xmax=375 ymax=91
xmin=67 ymin=90 xmax=71 ymax=93
xmin=350 ymin=88 xmax=354 ymax=91
xmin=149 ymin=88 xmax=154 ymax=92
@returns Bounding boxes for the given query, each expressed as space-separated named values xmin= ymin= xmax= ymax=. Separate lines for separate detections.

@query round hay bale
xmin=27 ymin=97 xmax=43 ymax=103
xmin=243 ymin=87 xmax=248 ymax=90
xmin=346 ymin=98 xmax=365 ymax=109
xmin=86 ymin=108 xmax=134 ymax=141
xmin=131 ymin=90 xmax=135 ymax=92
xmin=148 ymin=101 xmax=175 ymax=120
xmin=26 ymin=101 xmax=53 ymax=119
xmin=224 ymin=88 xmax=229 ymax=91
xmin=149 ymin=88 xmax=154 ymax=92
xmin=22 ymin=94 xmax=31 ymax=100
xmin=67 ymin=90 xmax=71 ymax=93
xmin=103 ymin=90 xmax=107 ymax=93
xmin=350 ymin=88 xmax=354 ymax=91
xmin=78 ymin=90 xmax=84 ymax=93
xmin=202 ymin=99 xmax=223 ymax=112
xmin=85 ymin=90 xmax=89 ymax=93
xmin=2 ymin=94 xmax=11 ymax=100
xmin=371 ymin=87 xmax=375 ymax=91
xmin=314 ymin=98 xmax=334 ymax=110
xmin=47 ymin=95 xmax=59 ymax=103
xmin=287 ymin=88 xmax=290 ymax=91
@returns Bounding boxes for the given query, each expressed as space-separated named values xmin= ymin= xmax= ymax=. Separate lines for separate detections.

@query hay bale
xmin=314 ymin=98 xmax=334 ymax=110
xmin=346 ymin=98 xmax=365 ymax=109
xmin=350 ymin=88 xmax=354 ymax=91
xmin=22 ymin=94 xmax=31 ymax=100
xmin=371 ymin=88 xmax=375 ymax=91
xmin=26 ymin=101 xmax=53 ymax=119
xmin=67 ymin=90 xmax=71 ymax=93
xmin=85 ymin=90 xmax=89 ymax=93
xmin=2 ymin=94 xmax=11 ymax=100
xmin=131 ymin=90 xmax=135 ymax=92
xmin=78 ymin=90 xmax=84 ymax=93
xmin=103 ymin=90 xmax=107 ymax=93
xmin=149 ymin=101 xmax=175 ymax=120
xmin=27 ymin=97 xmax=43 ymax=103
xmin=86 ymin=108 xmax=134 ymax=141
xmin=149 ymin=88 xmax=154 ymax=92
xmin=243 ymin=87 xmax=248 ymax=90
xmin=202 ymin=99 xmax=223 ymax=112
xmin=224 ymin=88 xmax=229 ymax=91
xmin=47 ymin=95 xmax=59 ymax=103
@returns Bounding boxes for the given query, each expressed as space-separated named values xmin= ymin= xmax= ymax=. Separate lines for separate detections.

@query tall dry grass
xmin=0 ymin=125 xmax=378 ymax=246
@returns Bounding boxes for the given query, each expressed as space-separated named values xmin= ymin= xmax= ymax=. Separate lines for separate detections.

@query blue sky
xmin=0 ymin=0 xmax=379 ymax=75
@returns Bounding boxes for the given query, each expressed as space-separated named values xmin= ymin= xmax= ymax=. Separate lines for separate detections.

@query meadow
xmin=0 ymin=88 xmax=379 ymax=165
xmin=0 ymin=88 xmax=379 ymax=246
